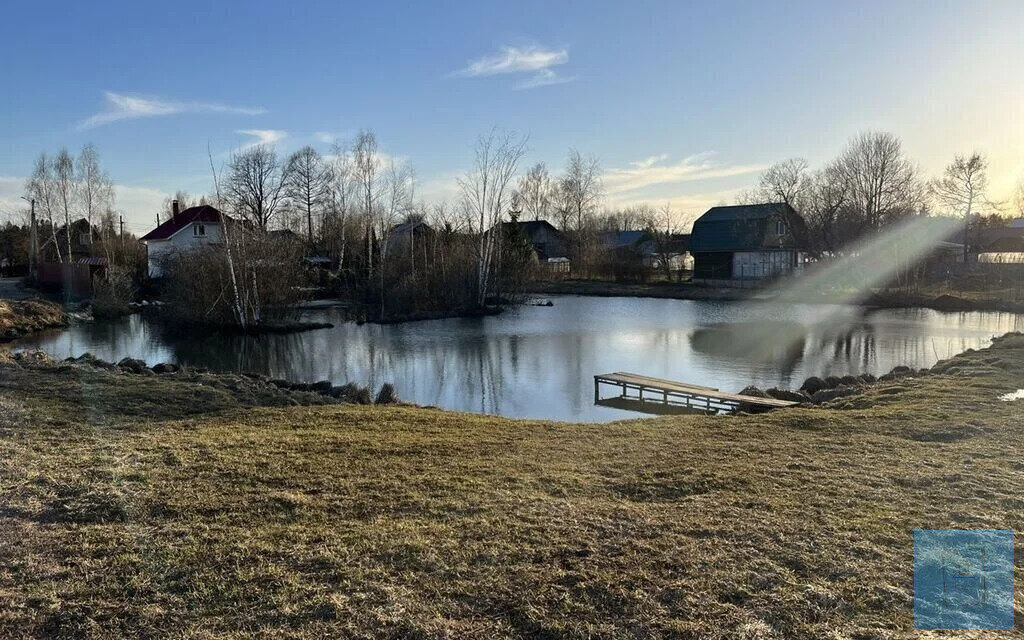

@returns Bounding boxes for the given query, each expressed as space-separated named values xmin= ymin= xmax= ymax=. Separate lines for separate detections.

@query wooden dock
xmin=593 ymin=372 xmax=799 ymax=414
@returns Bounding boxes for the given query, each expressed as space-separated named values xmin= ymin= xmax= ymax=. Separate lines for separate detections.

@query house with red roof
xmin=140 ymin=201 xmax=229 ymax=277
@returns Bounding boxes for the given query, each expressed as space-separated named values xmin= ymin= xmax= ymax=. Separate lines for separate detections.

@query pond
xmin=13 ymin=295 xmax=1023 ymax=422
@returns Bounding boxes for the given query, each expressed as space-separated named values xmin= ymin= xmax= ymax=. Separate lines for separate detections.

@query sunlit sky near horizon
xmin=1 ymin=0 xmax=1022 ymax=232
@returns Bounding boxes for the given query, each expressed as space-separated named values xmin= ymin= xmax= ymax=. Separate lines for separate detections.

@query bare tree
xmin=649 ymin=203 xmax=681 ymax=280
xmin=225 ymin=145 xmax=288 ymax=230
xmin=327 ymin=140 xmax=357 ymax=265
xmin=836 ymin=132 xmax=922 ymax=235
xmin=1015 ymin=180 xmax=1024 ymax=218
xmin=457 ymin=129 xmax=527 ymax=307
xmin=929 ymin=152 xmax=998 ymax=261
xmin=353 ymin=131 xmax=382 ymax=276
xmin=559 ymin=149 xmax=603 ymax=232
xmin=25 ymin=153 xmax=62 ymax=263
xmin=558 ymin=149 xmax=602 ymax=273
xmin=757 ymin=158 xmax=811 ymax=208
xmin=284 ymin=145 xmax=333 ymax=244
xmin=76 ymin=143 xmax=114 ymax=232
xmin=802 ymin=161 xmax=849 ymax=254
xmin=53 ymin=148 xmax=77 ymax=263
xmin=376 ymin=162 xmax=415 ymax=318
xmin=516 ymin=162 xmax=553 ymax=221
xmin=929 ymin=153 xmax=995 ymax=219
xmin=160 ymin=191 xmax=200 ymax=222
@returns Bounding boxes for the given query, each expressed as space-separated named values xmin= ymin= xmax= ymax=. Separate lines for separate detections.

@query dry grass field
xmin=0 ymin=335 xmax=1022 ymax=638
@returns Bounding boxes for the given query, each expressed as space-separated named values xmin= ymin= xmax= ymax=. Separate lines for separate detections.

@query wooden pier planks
xmin=594 ymin=371 xmax=799 ymax=412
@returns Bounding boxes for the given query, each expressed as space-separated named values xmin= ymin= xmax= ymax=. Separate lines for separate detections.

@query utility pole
xmin=119 ymin=215 xmax=124 ymax=239
xmin=21 ymin=197 xmax=37 ymax=283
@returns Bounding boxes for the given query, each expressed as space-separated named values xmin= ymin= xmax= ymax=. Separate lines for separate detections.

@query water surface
xmin=14 ymin=295 xmax=1022 ymax=421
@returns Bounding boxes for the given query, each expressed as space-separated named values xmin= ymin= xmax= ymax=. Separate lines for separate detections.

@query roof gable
xmin=140 ymin=205 xmax=223 ymax=241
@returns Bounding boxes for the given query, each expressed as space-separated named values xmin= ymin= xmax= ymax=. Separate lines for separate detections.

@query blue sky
xmin=1 ymin=0 xmax=1022 ymax=232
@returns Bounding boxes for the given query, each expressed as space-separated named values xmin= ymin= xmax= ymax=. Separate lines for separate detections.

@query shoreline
xmin=527 ymin=279 xmax=1024 ymax=313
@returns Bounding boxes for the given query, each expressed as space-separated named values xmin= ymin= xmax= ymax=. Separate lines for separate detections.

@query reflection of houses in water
xmin=688 ymin=321 xmax=808 ymax=382
xmin=39 ymin=298 xmax=1022 ymax=421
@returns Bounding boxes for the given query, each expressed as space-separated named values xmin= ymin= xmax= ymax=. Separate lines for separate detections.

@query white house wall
xmin=731 ymin=250 xmax=802 ymax=279
xmin=145 ymin=222 xmax=224 ymax=277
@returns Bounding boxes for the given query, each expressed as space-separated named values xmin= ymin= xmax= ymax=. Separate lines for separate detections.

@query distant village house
xmin=140 ymin=202 xmax=227 ymax=278
xmin=690 ymin=203 xmax=809 ymax=283
xmin=500 ymin=220 xmax=571 ymax=274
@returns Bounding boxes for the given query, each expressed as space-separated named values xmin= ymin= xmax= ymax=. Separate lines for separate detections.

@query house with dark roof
xmin=498 ymin=219 xmax=570 ymax=273
xmin=140 ymin=202 xmax=229 ymax=277
xmin=599 ymin=230 xmax=693 ymax=273
xmin=690 ymin=203 xmax=809 ymax=282
xmin=40 ymin=218 xmax=100 ymax=264
xmin=387 ymin=219 xmax=436 ymax=255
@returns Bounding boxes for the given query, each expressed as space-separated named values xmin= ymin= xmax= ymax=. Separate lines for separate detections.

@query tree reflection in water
xmin=11 ymin=297 xmax=1023 ymax=422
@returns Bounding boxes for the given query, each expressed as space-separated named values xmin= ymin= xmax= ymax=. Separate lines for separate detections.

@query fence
xmin=37 ymin=263 xmax=93 ymax=297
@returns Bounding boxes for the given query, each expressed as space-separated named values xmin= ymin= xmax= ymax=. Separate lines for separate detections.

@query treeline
xmin=195 ymin=129 xmax=644 ymax=322
xmin=738 ymin=131 xmax=1017 ymax=255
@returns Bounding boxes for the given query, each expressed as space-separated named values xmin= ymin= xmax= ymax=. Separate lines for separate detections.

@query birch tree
xmin=457 ymin=129 xmax=527 ymax=307
xmin=353 ymin=131 xmax=382 ymax=277
xmin=558 ymin=149 xmax=602 ymax=273
xmin=25 ymin=153 xmax=61 ymax=263
xmin=76 ymin=143 xmax=114 ymax=231
xmin=53 ymin=149 xmax=77 ymax=262
xmin=516 ymin=162 xmax=553 ymax=222
xmin=328 ymin=141 xmax=357 ymax=264
xmin=559 ymin=149 xmax=602 ymax=233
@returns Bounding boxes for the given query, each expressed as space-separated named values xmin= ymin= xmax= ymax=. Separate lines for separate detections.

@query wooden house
xmin=690 ymin=203 xmax=809 ymax=283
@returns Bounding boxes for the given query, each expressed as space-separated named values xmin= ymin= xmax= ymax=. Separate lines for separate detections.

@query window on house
xmin=776 ymin=220 xmax=787 ymax=236
xmin=194 ymin=224 xmax=206 ymax=237
xmin=79 ymin=233 xmax=91 ymax=245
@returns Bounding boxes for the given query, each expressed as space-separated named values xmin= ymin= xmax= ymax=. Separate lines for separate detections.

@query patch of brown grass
xmin=0 ymin=298 xmax=66 ymax=340
xmin=0 ymin=336 xmax=1021 ymax=637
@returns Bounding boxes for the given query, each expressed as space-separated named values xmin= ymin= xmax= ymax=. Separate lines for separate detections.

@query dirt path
xmin=0 ymin=277 xmax=36 ymax=300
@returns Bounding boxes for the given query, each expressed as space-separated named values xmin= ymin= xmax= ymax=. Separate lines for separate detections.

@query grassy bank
xmin=0 ymin=299 xmax=67 ymax=341
xmin=0 ymin=337 xmax=1022 ymax=637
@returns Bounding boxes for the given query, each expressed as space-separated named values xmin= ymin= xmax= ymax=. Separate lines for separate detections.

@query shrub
xmin=92 ymin=266 xmax=135 ymax=318
xmin=159 ymin=232 xmax=305 ymax=329
xmin=375 ymin=383 xmax=398 ymax=405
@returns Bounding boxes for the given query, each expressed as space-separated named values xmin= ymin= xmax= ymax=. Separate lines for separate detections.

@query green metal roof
xmin=690 ymin=203 xmax=807 ymax=252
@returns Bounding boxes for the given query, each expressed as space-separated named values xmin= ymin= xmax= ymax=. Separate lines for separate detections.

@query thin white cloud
xmin=603 ymin=153 xmax=765 ymax=196
xmin=314 ymin=132 xmax=336 ymax=144
xmin=515 ymin=69 xmax=576 ymax=90
xmin=455 ymin=45 xmax=574 ymax=89
xmin=79 ymin=91 xmax=266 ymax=129
xmin=236 ymin=129 xmax=288 ymax=149
xmin=608 ymin=189 xmax=746 ymax=227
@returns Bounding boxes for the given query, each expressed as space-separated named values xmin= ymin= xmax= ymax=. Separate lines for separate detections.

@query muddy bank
xmin=4 ymin=350 xmax=402 ymax=409
xmin=0 ymin=299 xmax=68 ymax=341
